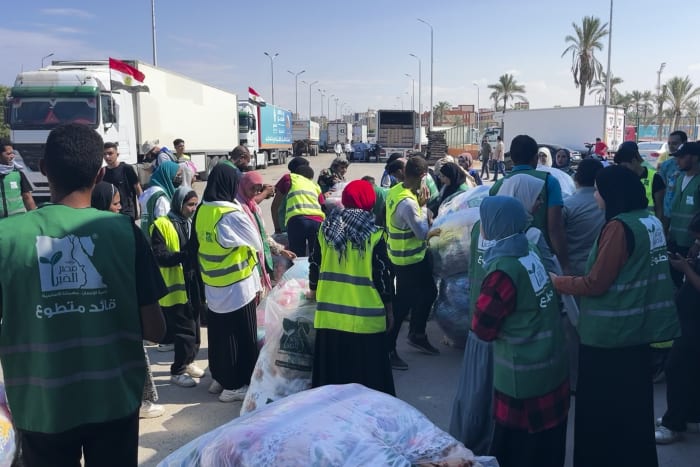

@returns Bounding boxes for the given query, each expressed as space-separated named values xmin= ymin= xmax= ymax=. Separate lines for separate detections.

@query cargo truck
xmin=327 ymin=121 xmax=352 ymax=146
xmin=376 ymin=110 xmax=418 ymax=160
xmin=6 ymin=60 xmax=238 ymax=199
xmin=497 ymin=105 xmax=625 ymax=154
xmin=238 ymin=101 xmax=293 ymax=169
xmin=292 ymin=120 xmax=320 ymax=157
xmin=352 ymin=124 xmax=368 ymax=143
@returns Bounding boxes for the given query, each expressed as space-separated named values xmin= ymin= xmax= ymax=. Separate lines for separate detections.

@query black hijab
xmin=202 ymin=162 xmax=239 ymax=202
xmin=439 ymin=162 xmax=466 ymax=201
xmin=595 ymin=165 xmax=648 ymax=221
xmin=91 ymin=181 xmax=117 ymax=211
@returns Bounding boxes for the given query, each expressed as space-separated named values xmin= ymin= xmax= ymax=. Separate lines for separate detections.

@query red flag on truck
xmin=248 ymin=87 xmax=266 ymax=106
xmin=109 ymin=58 xmax=149 ymax=92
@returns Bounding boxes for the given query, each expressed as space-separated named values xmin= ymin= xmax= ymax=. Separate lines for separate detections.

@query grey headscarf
xmin=168 ymin=186 xmax=197 ymax=238
xmin=480 ymin=196 xmax=529 ymax=267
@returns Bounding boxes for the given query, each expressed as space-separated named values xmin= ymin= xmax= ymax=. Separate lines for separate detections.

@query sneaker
xmin=156 ymin=344 xmax=174 ymax=352
xmin=185 ymin=363 xmax=205 ymax=378
xmin=219 ymin=385 xmax=248 ymax=403
xmin=389 ymin=351 xmax=408 ymax=371
xmin=656 ymin=417 xmax=700 ymax=433
xmin=655 ymin=426 xmax=680 ymax=444
xmin=170 ymin=373 xmax=197 ymax=388
xmin=139 ymin=401 xmax=165 ymax=418
xmin=408 ymin=334 xmax=440 ymax=355
xmin=208 ymin=380 xmax=224 ymax=394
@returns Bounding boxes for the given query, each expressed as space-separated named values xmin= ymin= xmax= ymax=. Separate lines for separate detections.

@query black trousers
xmin=387 ymin=256 xmax=437 ymax=351
xmin=16 ymin=411 xmax=139 ymax=467
xmin=661 ymin=336 xmax=700 ymax=431
xmin=481 ymin=158 xmax=490 ymax=178
xmin=287 ymin=215 xmax=321 ymax=257
xmin=163 ymin=303 xmax=201 ymax=375
xmin=490 ymin=420 xmax=567 ymax=467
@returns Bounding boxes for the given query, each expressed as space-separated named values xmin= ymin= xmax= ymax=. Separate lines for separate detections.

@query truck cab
xmin=238 ymin=101 xmax=291 ymax=169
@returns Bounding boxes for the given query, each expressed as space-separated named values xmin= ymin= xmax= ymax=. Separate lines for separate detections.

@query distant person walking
xmin=480 ymin=138 xmax=492 ymax=180
xmin=491 ymin=136 xmax=506 ymax=181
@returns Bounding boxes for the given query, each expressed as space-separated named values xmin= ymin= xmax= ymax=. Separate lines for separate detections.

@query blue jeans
xmin=287 ymin=215 xmax=322 ymax=257
xmin=493 ymin=161 xmax=506 ymax=179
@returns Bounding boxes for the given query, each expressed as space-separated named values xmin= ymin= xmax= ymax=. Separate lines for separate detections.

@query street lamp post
xmin=288 ymin=69 xmax=306 ymax=118
xmin=264 ymin=52 xmax=279 ymax=105
xmin=405 ymin=73 xmax=415 ymax=112
xmin=41 ymin=53 xmax=54 ymax=68
xmin=329 ymin=94 xmax=335 ymax=121
xmin=302 ymin=80 xmax=318 ymax=119
xmin=409 ymin=53 xmax=422 ymax=151
xmin=334 ymin=97 xmax=339 ymax=120
xmin=151 ymin=0 xmax=157 ymax=66
xmin=417 ymin=18 xmax=434 ymax=131
xmin=318 ymin=89 xmax=326 ymax=121
xmin=605 ymin=0 xmax=614 ymax=106
xmin=473 ymin=83 xmax=480 ymax=142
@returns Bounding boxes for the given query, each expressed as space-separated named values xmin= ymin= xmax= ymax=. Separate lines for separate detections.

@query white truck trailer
xmin=6 ymin=60 xmax=238 ymax=198
xmin=352 ymin=124 xmax=368 ymax=143
xmin=327 ymin=121 xmax=353 ymax=146
xmin=292 ymin=120 xmax=320 ymax=157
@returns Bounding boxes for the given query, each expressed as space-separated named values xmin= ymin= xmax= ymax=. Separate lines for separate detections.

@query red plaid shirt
xmin=472 ymin=270 xmax=570 ymax=433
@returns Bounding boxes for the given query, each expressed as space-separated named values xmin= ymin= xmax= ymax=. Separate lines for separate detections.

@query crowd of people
xmin=0 ymin=122 xmax=699 ymax=466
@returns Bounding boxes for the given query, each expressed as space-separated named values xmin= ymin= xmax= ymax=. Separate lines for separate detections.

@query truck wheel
xmin=261 ymin=151 xmax=269 ymax=169
xmin=310 ymin=147 xmax=317 ymax=157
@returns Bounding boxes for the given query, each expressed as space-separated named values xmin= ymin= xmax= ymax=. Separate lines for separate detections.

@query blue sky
xmin=2 ymin=0 xmax=699 ymax=117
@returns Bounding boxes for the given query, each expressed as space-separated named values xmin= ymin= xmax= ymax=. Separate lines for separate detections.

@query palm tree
xmin=589 ymin=72 xmax=623 ymax=104
xmin=626 ymin=90 xmax=654 ymax=123
xmin=487 ymin=73 xmax=527 ymax=113
xmin=433 ymin=101 xmax=451 ymax=125
xmin=489 ymin=90 xmax=503 ymax=111
xmin=561 ymin=16 xmax=609 ymax=106
xmin=664 ymin=76 xmax=700 ymax=130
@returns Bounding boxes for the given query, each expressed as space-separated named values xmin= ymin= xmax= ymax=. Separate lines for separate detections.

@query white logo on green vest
xmin=638 ymin=217 xmax=666 ymax=252
xmin=36 ymin=235 xmax=106 ymax=292
xmin=518 ymin=252 xmax=548 ymax=294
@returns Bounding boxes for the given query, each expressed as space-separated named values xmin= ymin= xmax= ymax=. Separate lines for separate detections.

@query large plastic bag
xmin=437 ymin=185 xmax=491 ymax=218
xmin=159 ymin=384 xmax=479 ymax=467
xmin=0 ymin=384 xmax=16 ymax=466
xmin=429 ymin=207 xmax=480 ymax=278
xmin=280 ymin=257 xmax=310 ymax=283
xmin=433 ymin=273 xmax=471 ymax=348
xmin=241 ymin=278 xmax=316 ymax=415
xmin=536 ymin=166 xmax=576 ymax=197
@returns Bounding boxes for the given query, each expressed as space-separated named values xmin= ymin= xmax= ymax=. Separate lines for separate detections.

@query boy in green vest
xmin=0 ymin=123 xmax=166 ymax=467
xmin=0 ymin=138 xmax=36 ymax=218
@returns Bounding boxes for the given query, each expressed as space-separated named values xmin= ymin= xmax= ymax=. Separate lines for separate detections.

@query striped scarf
xmin=321 ymin=208 xmax=378 ymax=260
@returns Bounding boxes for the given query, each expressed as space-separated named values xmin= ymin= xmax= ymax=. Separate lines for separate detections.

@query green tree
xmin=664 ymin=76 xmax=700 ymax=130
xmin=433 ymin=101 xmax=451 ymax=125
xmin=0 ymin=85 xmax=9 ymax=140
xmin=589 ymin=72 xmax=623 ymax=104
xmin=487 ymin=73 xmax=527 ymax=113
xmin=561 ymin=16 xmax=609 ymax=106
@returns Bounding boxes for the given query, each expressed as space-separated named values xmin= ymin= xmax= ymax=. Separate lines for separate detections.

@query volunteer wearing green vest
xmin=668 ymin=142 xmax=700 ymax=287
xmin=0 ymin=138 xmax=36 ymax=218
xmin=490 ymin=135 xmax=569 ymax=272
xmin=151 ymin=187 xmax=207 ymax=389
xmin=237 ymin=170 xmax=296 ymax=294
xmin=614 ymin=141 xmax=666 ymax=220
xmin=139 ymin=160 xmax=182 ymax=241
xmin=471 ymin=196 xmax=569 ymax=467
xmin=658 ymin=131 xmax=687 ymax=228
xmin=193 ymin=163 xmax=262 ymax=403
xmin=385 ymin=156 xmax=439 ymax=370
xmin=308 ymin=180 xmax=396 ymax=395
xmin=271 ymin=162 xmax=325 ymax=257
xmin=0 ymin=124 xmax=166 ymax=467
xmin=552 ymin=166 xmax=679 ymax=467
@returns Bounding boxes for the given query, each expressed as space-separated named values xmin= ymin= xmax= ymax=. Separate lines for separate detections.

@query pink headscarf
xmin=236 ymin=171 xmax=272 ymax=291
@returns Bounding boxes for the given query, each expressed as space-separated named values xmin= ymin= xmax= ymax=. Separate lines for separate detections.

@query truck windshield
xmin=9 ymin=97 xmax=98 ymax=130
xmin=380 ymin=112 xmax=413 ymax=125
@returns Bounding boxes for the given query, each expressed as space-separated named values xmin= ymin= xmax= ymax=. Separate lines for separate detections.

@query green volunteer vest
xmin=0 ymin=205 xmax=145 ymax=433
xmin=385 ymin=184 xmax=427 ymax=266
xmin=140 ymin=188 xmax=167 ymax=243
xmin=284 ymin=173 xmax=325 ymax=226
xmin=641 ymin=167 xmax=656 ymax=213
xmin=669 ymin=174 xmax=700 ymax=248
xmin=1 ymin=170 xmax=26 ymax=218
xmin=195 ymin=204 xmax=257 ymax=287
xmin=487 ymin=248 xmax=568 ymax=399
xmin=579 ymin=211 xmax=679 ymax=348
xmin=490 ymin=169 xmax=550 ymax=245
xmin=468 ymin=221 xmax=497 ymax=321
xmin=315 ymin=229 xmax=387 ymax=334
xmin=150 ymin=216 xmax=187 ymax=307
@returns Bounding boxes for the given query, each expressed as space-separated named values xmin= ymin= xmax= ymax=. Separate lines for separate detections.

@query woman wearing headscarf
xmin=551 ymin=166 xmax=679 ymax=467
xmin=457 ymin=153 xmax=483 ymax=186
xmin=91 ymin=181 xmax=121 ymax=213
xmin=150 ymin=187 xmax=205 ymax=388
xmin=436 ymin=162 xmax=469 ymax=209
xmin=193 ymin=163 xmax=262 ymax=403
xmin=91 ymin=180 xmax=164 ymax=419
xmin=308 ymin=180 xmax=396 ymax=395
xmin=537 ymin=147 xmax=553 ymax=168
xmin=471 ymin=196 xmax=569 ymax=467
xmin=237 ymin=171 xmax=296 ymax=293
xmin=553 ymin=148 xmax=575 ymax=177
xmin=139 ymin=160 xmax=183 ymax=240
